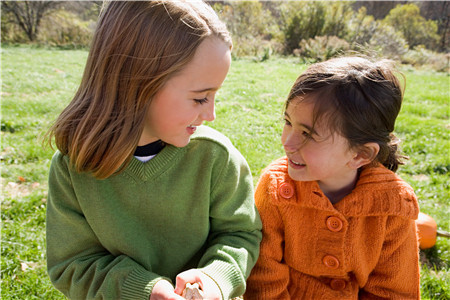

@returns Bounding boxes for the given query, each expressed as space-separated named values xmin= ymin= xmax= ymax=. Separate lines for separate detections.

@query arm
xmin=360 ymin=216 xmax=420 ymax=299
xmin=46 ymin=153 xmax=170 ymax=300
xmin=193 ymin=149 xmax=262 ymax=300
xmin=244 ymin=172 xmax=291 ymax=300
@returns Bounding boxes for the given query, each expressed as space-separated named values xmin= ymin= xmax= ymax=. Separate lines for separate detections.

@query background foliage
xmin=1 ymin=1 xmax=449 ymax=70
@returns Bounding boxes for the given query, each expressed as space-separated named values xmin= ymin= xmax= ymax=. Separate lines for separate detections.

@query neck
xmin=319 ymin=170 xmax=360 ymax=204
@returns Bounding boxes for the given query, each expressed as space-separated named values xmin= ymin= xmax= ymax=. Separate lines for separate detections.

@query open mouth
xmin=187 ymin=125 xmax=197 ymax=134
xmin=288 ymin=158 xmax=306 ymax=168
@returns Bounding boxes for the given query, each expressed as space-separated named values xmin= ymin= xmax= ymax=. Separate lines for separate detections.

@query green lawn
xmin=1 ymin=45 xmax=449 ymax=299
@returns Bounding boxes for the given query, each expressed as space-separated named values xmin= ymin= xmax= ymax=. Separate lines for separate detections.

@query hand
xmin=150 ymin=280 xmax=186 ymax=300
xmin=174 ymin=269 xmax=222 ymax=300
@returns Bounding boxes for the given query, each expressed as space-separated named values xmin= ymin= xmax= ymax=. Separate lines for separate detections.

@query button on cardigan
xmin=245 ymin=157 xmax=420 ymax=300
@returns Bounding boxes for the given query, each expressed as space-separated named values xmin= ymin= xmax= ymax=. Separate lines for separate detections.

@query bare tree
xmin=1 ymin=1 xmax=61 ymax=41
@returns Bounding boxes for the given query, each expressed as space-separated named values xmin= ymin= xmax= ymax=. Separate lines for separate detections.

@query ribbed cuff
xmin=200 ymin=260 xmax=244 ymax=300
xmin=122 ymin=268 xmax=172 ymax=300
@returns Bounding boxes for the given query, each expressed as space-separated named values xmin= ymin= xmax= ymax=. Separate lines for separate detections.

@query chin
xmin=170 ymin=138 xmax=191 ymax=148
xmin=288 ymin=168 xmax=306 ymax=182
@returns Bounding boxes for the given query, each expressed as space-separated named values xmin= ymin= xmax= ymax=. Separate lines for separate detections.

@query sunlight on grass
xmin=1 ymin=46 xmax=449 ymax=299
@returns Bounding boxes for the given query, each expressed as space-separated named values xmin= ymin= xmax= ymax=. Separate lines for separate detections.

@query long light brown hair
xmin=286 ymin=56 xmax=406 ymax=172
xmin=46 ymin=1 xmax=232 ymax=179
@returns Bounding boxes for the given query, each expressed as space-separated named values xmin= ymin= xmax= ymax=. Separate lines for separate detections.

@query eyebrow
xmin=284 ymin=111 xmax=318 ymax=135
xmin=190 ymin=86 xmax=221 ymax=93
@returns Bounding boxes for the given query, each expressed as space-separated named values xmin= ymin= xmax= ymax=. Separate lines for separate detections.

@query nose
xmin=201 ymin=99 xmax=215 ymax=122
xmin=282 ymin=131 xmax=302 ymax=154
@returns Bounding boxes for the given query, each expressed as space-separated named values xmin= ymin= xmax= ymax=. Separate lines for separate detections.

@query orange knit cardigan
xmin=245 ymin=157 xmax=420 ymax=299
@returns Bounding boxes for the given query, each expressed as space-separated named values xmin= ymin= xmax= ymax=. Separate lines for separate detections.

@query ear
xmin=348 ymin=142 xmax=380 ymax=169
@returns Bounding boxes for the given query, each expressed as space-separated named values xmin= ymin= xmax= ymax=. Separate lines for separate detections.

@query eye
xmin=194 ymin=97 xmax=209 ymax=105
xmin=283 ymin=118 xmax=292 ymax=126
xmin=302 ymin=130 xmax=315 ymax=141
xmin=302 ymin=130 xmax=311 ymax=138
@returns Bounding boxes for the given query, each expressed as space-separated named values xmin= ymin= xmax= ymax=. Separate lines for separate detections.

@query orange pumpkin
xmin=416 ymin=212 xmax=437 ymax=249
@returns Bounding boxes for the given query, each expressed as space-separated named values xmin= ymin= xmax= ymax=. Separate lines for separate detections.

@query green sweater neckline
xmin=126 ymin=145 xmax=184 ymax=182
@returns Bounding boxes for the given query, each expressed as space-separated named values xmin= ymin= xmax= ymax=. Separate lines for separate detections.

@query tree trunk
xmin=1 ymin=1 xmax=60 ymax=42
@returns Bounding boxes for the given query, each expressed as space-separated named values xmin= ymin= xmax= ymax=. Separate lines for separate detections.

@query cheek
xmin=281 ymin=125 xmax=293 ymax=146
xmin=280 ymin=129 xmax=287 ymax=145
xmin=301 ymin=145 xmax=327 ymax=164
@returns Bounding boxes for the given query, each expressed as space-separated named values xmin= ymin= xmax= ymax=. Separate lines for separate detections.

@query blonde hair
xmin=47 ymin=1 xmax=231 ymax=179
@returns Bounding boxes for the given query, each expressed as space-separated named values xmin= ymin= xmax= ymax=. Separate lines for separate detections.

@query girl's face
xmin=281 ymin=98 xmax=359 ymax=195
xmin=140 ymin=37 xmax=231 ymax=147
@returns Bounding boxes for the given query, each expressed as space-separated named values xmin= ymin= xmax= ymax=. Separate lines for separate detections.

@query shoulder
xmin=357 ymin=164 xmax=417 ymax=202
xmin=258 ymin=157 xmax=290 ymax=183
xmin=50 ymin=150 xmax=70 ymax=170
xmin=255 ymin=157 xmax=295 ymax=203
xmin=190 ymin=125 xmax=234 ymax=150
xmin=189 ymin=126 xmax=244 ymax=161
xmin=345 ymin=164 xmax=419 ymax=219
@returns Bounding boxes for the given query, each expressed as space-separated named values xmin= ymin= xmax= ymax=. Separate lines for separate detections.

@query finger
xmin=174 ymin=270 xmax=202 ymax=295
xmin=174 ymin=276 xmax=190 ymax=295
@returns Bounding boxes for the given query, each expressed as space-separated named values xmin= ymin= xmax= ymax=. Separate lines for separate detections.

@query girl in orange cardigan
xmin=245 ymin=57 xmax=420 ymax=299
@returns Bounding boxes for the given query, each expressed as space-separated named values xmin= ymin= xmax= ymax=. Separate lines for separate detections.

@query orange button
xmin=330 ymin=279 xmax=346 ymax=291
xmin=323 ymin=255 xmax=340 ymax=269
xmin=326 ymin=216 xmax=343 ymax=232
xmin=279 ymin=182 xmax=294 ymax=199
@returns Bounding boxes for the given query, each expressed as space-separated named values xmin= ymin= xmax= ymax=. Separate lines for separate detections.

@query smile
xmin=187 ymin=125 xmax=197 ymax=134
xmin=288 ymin=158 xmax=306 ymax=169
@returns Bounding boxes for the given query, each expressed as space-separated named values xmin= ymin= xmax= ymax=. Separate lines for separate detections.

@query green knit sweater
xmin=46 ymin=126 xmax=262 ymax=300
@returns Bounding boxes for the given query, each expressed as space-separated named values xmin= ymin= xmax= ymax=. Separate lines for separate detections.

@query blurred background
xmin=1 ymin=1 xmax=448 ymax=71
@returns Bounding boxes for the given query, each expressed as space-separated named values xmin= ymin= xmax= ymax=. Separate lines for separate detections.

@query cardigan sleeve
xmin=46 ymin=152 xmax=169 ymax=300
xmin=244 ymin=171 xmax=291 ymax=300
xmin=197 ymin=147 xmax=262 ymax=300
xmin=359 ymin=215 xmax=420 ymax=299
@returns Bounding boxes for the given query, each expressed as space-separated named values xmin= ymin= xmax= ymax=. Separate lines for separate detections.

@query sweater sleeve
xmin=46 ymin=152 xmax=170 ymax=300
xmin=359 ymin=215 xmax=420 ymax=299
xmin=196 ymin=147 xmax=262 ymax=300
xmin=245 ymin=171 xmax=291 ymax=300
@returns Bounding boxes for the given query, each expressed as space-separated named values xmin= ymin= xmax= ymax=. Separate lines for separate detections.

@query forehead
xmin=286 ymin=96 xmax=316 ymax=114
xmin=286 ymin=95 xmax=342 ymax=137
xmin=168 ymin=37 xmax=231 ymax=90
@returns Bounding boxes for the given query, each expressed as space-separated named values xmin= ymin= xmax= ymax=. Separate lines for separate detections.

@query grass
xmin=1 ymin=45 xmax=449 ymax=299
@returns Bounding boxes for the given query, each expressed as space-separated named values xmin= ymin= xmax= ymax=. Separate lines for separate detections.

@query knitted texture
xmin=245 ymin=157 xmax=420 ymax=300
xmin=46 ymin=126 xmax=262 ymax=300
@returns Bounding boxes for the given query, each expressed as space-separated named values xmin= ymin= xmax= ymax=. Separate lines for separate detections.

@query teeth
xmin=291 ymin=159 xmax=304 ymax=166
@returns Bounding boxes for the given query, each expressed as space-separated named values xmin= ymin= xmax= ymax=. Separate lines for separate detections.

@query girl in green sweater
xmin=45 ymin=1 xmax=262 ymax=299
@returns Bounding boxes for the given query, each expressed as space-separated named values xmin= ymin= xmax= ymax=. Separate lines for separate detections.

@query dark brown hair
xmin=286 ymin=56 xmax=406 ymax=172
xmin=46 ymin=1 xmax=231 ymax=179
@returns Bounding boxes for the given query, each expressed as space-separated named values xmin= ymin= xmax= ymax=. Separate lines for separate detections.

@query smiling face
xmin=281 ymin=98 xmax=360 ymax=196
xmin=139 ymin=36 xmax=231 ymax=147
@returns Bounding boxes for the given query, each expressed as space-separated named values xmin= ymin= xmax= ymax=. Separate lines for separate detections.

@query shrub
xmin=368 ymin=22 xmax=409 ymax=60
xmin=212 ymin=1 xmax=279 ymax=58
xmin=1 ymin=11 xmax=29 ymax=43
xmin=402 ymin=46 xmax=450 ymax=72
xmin=322 ymin=1 xmax=354 ymax=39
xmin=278 ymin=2 xmax=326 ymax=54
xmin=294 ymin=35 xmax=350 ymax=63
xmin=37 ymin=9 xmax=94 ymax=48
xmin=383 ymin=4 xmax=440 ymax=50
xmin=278 ymin=1 xmax=357 ymax=55
xmin=347 ymin=7 xmax=378 ymax=47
